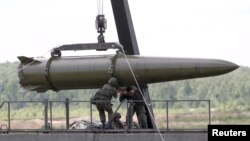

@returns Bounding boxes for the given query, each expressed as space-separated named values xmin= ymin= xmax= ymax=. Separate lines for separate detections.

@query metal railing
xmin=0 ymin=99 xmax=210 ymax=133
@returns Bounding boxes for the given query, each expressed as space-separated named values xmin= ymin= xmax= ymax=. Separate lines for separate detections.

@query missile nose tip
xmin=225 ymin=61 xmax=239 ymax=71
xmin=220 ymin=60 xmax=239 ymax=74
xmin=231 ymin=63 xmax=239 ymax=70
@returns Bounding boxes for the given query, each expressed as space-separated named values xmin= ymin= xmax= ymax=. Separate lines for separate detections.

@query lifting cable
xmin=120 ymin=47 xmax=165 ymax=141
xmin=97 ymin=0 xmax=104 ymax=15
xmin=95 ymin=1 xmax=164 ymax=139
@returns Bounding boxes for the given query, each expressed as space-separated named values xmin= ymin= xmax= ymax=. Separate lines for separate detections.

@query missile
xmin=17 ymin=53 xmax=239 ymax=92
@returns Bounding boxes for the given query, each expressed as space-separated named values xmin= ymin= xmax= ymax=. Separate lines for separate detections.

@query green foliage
xmin=148 ymin=66 xmax=250 ymax=111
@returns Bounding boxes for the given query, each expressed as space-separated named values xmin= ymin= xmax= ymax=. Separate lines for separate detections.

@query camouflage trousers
xmin=96 ymin=102 xmax=113 ymax=123
xmin=127 ymin=103 xmax=148 ymax=129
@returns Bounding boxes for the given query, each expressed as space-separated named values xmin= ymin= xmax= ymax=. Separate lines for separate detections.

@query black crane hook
xmin=96 ymin=14 xmax=107 ymax=43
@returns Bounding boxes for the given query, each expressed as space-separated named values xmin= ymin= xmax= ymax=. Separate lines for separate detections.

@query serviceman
xmin=119 ymin=86 xmax=148 ymax=129
xmin=105 ymin=112 xmax=125 ymax=129
xmin=92 ymin=77 xmax=119 ymax=128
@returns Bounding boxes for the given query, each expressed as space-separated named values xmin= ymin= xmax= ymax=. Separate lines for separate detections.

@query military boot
xmin=101 ymin=121 xmax=106 ymax=129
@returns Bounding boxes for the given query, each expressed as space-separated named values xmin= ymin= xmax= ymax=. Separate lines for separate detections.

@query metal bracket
xmin=51 ymin=42 xmax=123 ymax=57
xmin=108 ymin=54 xmax=121 ymax=76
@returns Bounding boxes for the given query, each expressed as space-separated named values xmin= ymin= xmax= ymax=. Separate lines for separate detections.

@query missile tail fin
xmin=17 ymin=56 xmax=41 ymax=64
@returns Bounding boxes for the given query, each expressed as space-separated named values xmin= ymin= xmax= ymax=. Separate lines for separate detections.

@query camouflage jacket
xmin=119 ymin=86 xmax=144 ymax=105
xmin=95 ymin=84 xmax=117 ymax=100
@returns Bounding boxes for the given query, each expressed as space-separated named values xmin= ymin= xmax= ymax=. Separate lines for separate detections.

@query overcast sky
xmin=0 ymin=0 xmax=250 ymax=67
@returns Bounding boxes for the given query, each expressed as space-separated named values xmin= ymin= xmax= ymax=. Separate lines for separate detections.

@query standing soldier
xmin=119 ymin=86 xmax=148 ymax=129
xmin=92 ymin=77 xmax=119 ymax=128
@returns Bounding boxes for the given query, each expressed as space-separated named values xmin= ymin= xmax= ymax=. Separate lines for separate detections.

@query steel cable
xmin=120 ymin=46 xmax=165 ymax=141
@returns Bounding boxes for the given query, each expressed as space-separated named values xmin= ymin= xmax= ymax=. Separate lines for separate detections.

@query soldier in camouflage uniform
xmin=93 ymin=77 xmax=119 ymax=128
xmin=119 ymin=86 xmax=148 ymax=129
xmin=105 ymin=112 xmax=125 ymax=129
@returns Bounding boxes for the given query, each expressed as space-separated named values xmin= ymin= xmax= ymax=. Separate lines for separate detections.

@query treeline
xmin=0 ymin=61 xmax=250 ymax=111
xmin=149 ymin=66 xmax=250 ymax=111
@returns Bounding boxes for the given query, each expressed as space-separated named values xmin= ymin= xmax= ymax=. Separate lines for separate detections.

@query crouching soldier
xmin=105 ymin=112 xmax=125 ymax=129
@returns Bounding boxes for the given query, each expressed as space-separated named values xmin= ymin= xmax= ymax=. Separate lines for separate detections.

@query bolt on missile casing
xmin=17 ymin=53 xmax=239 ymax=93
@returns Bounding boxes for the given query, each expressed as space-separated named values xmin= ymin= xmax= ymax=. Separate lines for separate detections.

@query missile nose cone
xmin=224 ymin=61 xmax=239 ymax=71
xmin=199 ymin=59 xmax=239 ymax=76
xmin=215 ymin=60 xmax=239 ymax=73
